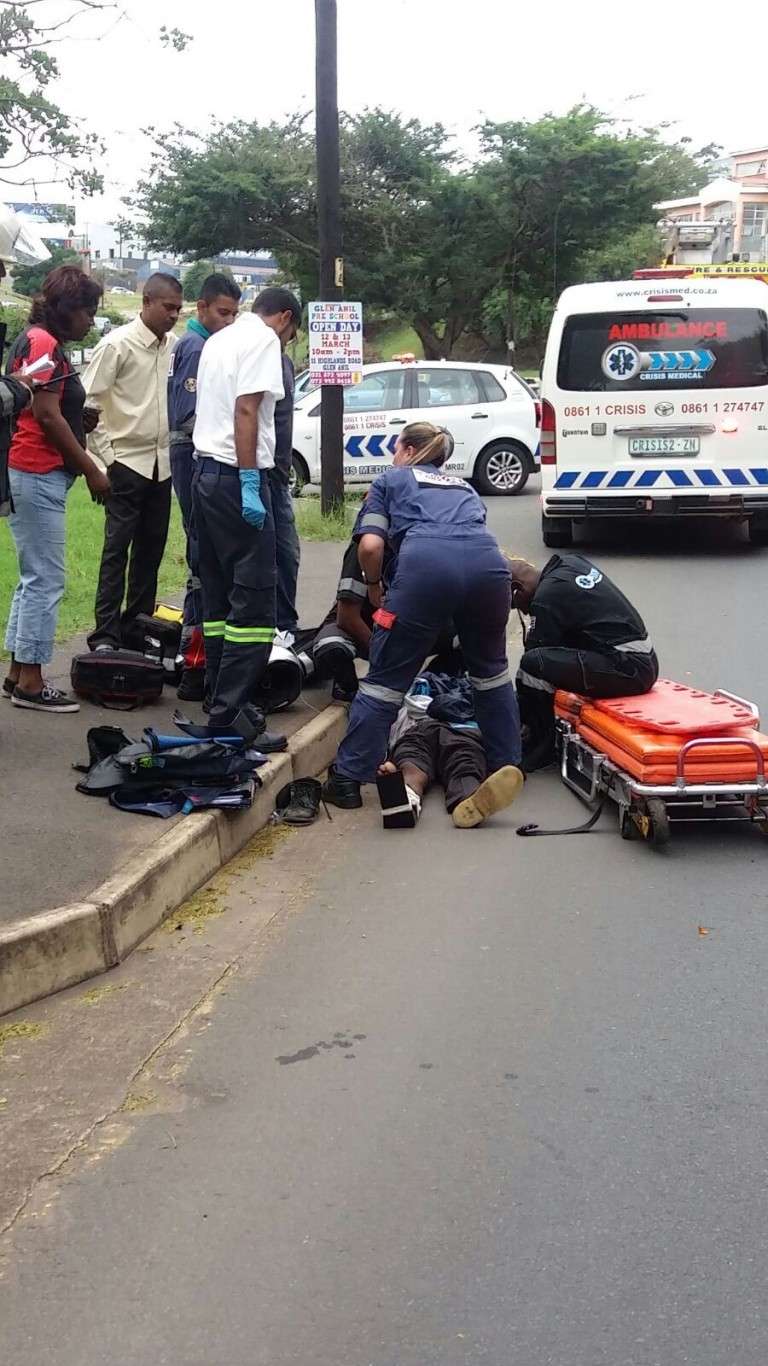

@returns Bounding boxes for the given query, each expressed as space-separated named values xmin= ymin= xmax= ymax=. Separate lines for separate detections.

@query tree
xmin=133 ymin=105 xmax=714 ymax=358
xmin=576 ymin=223 xmax=663 ymax=283
xmin=0 ymin=3 xmax=192 ymax=193
xmin=11 ymin=238 xmax=80 ymax=295
xmin=182 ymin=258 xmax=234 ymax=301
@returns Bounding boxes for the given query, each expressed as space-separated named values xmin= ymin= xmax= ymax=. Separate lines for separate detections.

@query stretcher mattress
xmin=555 ymin=684 xmax=768 ymax=786
xmin=575 ymin=721 xmax=768 ymax=786
xmin=560 ymin=680 xmax=755 ymax=734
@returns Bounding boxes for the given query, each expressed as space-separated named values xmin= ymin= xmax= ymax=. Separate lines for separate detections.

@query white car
xmin=291 ymin=360 xmax=541 ymax=496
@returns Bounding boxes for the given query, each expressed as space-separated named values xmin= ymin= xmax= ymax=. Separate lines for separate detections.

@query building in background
xmin=212 ymin=252 xmax=278 ymax=302
xmin=656 ymin=146 xmax=768 ymax=266
xmin=7 ymin=201 xmax=91 ymax=270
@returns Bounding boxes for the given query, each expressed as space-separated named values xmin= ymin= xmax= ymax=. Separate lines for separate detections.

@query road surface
xmin=2 ymin=491 xmax=768 ymax=1365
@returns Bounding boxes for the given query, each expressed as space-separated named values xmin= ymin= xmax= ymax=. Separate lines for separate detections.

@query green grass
xmin=0 ymin=479 xmax=187 ymax=647
xmin=294 ymin=496 xmax=356 ymax=542
xmin=0 ymin=478 xmax=352 ymax=649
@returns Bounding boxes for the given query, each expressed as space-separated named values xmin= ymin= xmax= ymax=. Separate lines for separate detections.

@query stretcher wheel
xmin=620 ymin=809 xmax=641 ymax=841
xmin=646 ymin=798 xmax=670 ymax=847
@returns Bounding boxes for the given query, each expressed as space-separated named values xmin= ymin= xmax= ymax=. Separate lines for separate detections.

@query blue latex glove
xmin=239 ymin=468 xmax=266 ymax=530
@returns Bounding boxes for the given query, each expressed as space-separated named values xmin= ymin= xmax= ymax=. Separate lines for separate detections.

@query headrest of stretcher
xmin=556 ymin=679 xmax=758 ymax=735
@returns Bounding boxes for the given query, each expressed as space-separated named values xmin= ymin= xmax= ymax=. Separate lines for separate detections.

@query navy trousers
xmin=267 ymin=470 xmax=300 ymax=635
xmin=170 ymin=441 xmax=202 ymax=641
xmin=335 ymin=531 xmax=521 ymax=784
xmin=192 ymin=457 xmax=276 ymax=727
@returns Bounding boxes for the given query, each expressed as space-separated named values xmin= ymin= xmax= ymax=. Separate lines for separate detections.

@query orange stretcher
xmin=553 ymin=682 xmax=768 ymax=847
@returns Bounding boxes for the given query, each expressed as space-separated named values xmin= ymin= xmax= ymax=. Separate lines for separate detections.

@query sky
xmin=8 ymin=0 xmax=763 ymax=253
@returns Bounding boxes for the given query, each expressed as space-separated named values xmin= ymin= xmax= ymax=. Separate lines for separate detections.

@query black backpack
xmin=71 ymin=650 xmax=166 ymax=710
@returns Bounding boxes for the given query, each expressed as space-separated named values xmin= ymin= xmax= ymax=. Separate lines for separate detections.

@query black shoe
xmin=252 ymin=729 xmax=289 ymax=754
xmin=177 ymin=667 xmax=206 ymax=703
xmin=276 ymin=778 xmax=322 ymax=825
xmin=11 ymin=682 xmax=80 ymax=714
xmin=2 ymin=675 xmax=15 ymax=698
xmin=521 ymin=732 xmax=557 ymax=774
xmin=322 ymin=763 xmax=362 ymax=809
xmin=331 ymin=677 xmax=358 ymax=705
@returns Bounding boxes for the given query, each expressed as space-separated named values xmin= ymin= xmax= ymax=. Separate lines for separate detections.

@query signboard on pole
xmin=308 ymin=300 xmax=363 ymax=386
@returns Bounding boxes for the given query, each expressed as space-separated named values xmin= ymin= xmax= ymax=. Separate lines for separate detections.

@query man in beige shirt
xmin=83 ymin=272 xmax=182 ymax=651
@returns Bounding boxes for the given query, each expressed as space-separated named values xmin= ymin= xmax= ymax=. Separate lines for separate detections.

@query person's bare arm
xmin=358 ymin=533 xmax=386 ymax=608
xmin=234 ymin=392 xmax=264 ymax=469
xmin=337 ymin=599 xmax=372 ymax=656
xmin=32 ymin=390 xmax=111 ymax=502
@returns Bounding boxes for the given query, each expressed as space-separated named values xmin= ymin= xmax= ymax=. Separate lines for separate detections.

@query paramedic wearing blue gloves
xmin=322 ymin=421 xmax=522 ymax=809
xmin=167 ymin=273 xmax=241 ymax=701
xmin=191 ymin=289 xmax=301 ymax=745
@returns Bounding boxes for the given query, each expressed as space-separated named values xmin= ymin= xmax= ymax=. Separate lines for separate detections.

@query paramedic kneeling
xmin=322 ymin=422 xmax=522 ymax=810
xmin=507 ymin=553 xmax=658 ymax=772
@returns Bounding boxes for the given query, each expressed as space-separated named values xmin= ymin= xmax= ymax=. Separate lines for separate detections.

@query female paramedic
xmin=322 ymin=421 xmax=522 ymax=810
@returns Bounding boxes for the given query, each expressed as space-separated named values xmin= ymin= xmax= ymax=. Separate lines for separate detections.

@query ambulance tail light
xmin=541 ymin=399 xmax=557 ymax=465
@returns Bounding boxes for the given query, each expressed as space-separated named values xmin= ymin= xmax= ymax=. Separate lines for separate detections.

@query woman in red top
xmin=4 ymin=265 xmax=111 ymax=713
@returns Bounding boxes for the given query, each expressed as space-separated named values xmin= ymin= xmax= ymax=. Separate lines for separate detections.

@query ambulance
xmin=539 ymin=265 xmax=768 ymax=547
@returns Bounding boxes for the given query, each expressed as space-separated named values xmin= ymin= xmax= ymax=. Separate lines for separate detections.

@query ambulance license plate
xmin=629 ymin=437 xmax=700 ymax=456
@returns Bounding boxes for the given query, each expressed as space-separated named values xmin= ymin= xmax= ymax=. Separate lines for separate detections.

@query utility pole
xmin=315 ymin=0 xmax=344 ymax=513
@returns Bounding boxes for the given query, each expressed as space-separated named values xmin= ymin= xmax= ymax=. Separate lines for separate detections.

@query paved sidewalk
xmin=1 ymin=542 xmax=342 ymax=926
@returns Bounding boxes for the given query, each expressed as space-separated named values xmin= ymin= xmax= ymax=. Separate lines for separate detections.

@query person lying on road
xmin=376 ymin=669 xmax=523 ymax=830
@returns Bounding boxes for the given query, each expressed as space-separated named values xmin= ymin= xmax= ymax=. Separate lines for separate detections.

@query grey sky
xmin=39 ymin=0 xmax=758 ymax=243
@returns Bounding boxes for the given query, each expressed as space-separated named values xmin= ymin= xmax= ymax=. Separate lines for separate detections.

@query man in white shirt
xmin=83 ymin=272 xmax=183 ymax=651
xmin=192 ymin=289 xmax=301 ymax=741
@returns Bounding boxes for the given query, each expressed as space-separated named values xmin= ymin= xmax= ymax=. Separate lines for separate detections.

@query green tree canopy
xmin=133 ymin=105 xmax=715 ymax=358
xmin=182 ymin=258 xmax=234 ymax=301
xmin=11 ymin=239 xmax=81 ymax=296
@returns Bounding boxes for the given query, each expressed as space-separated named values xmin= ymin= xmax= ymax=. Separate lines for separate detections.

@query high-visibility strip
xmin=314 ymin=634 xmax=356 ymax=657
xmin=360 ymin=513 xmax=389 ymax=532
xmin=203 ymin=620 xmax=226 ymax=638
xmin=224 ymin=627 xmax=276 ymax=644
xmin=516 ymin=669 xmax=555 ymax=693
xmin=358 ymin=679 xmax=405 ymax=705
xmin=470 ymin=668 xmax=512 ymax=691
xmin=338 ymin=577 xmax=367 ymax=598
xmin=615 ymin=637 xmax=654 ymax=654
xmin=225 ymin=624 xmax=275 ymax=636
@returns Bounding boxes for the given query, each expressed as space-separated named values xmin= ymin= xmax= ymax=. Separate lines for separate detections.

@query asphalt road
xmin=4 ymin=487 xmax=768 ymax=1365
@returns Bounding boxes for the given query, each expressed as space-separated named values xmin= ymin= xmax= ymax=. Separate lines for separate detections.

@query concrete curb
xmin=0 ymin=705 xmax=348 ymax=1018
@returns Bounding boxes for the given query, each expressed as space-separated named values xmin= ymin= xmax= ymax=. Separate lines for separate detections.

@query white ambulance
xmin=539 ymin=269 xmax=768 ymax=547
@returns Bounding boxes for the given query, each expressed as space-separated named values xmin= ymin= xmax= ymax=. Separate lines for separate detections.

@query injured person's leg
xmin=376 ymin=759 xmax=427 ymax=829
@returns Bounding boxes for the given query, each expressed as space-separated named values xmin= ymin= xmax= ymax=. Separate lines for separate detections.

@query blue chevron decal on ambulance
xmin=553 ymin=469 xmax=768 ymax=490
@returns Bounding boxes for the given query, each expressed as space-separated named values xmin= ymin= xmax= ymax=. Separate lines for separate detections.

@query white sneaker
xmin=274 ymin=630 xmax=296 ymax=649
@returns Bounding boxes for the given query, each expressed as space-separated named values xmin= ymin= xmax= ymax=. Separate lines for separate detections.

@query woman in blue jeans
xmin=5 ymin=265 xmax=110 ymax=714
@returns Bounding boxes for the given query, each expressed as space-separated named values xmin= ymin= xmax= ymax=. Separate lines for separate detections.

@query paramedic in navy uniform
xmin=322 ymin=421 xmax=522 ymax=809
xmin=192 ymin=289 xmax=301 ymax=745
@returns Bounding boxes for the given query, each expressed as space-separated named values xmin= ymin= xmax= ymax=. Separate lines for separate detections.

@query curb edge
xmin=0 ymin=705 xmax=348 ymax=1018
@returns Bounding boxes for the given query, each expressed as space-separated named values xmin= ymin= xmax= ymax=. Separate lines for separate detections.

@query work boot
xmin=452 ymin=765 xmax=524 ymax=829
xmin=520 ymin=731 xmax=557 ymax=774
xmin=331 ymin=675 xmax=358 ymax=705
xmin=226 ymin=702 xmax=286 ymax=752
xmin=322 ymin=763 xmax=362 ymax=809
xmin=276 ymin=778 xmax=322 ymax=825
xmin=177 ymin=667 xmax=206 ymax=703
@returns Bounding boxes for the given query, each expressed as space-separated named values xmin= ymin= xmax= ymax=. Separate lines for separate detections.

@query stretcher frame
xmin=555 ymin=690 xmax=768 ymax=847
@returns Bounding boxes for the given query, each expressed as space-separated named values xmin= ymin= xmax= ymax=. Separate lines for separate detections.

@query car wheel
xmin=289 ymin=454 xmax=309 ymax=498
xmin=541 ymin=512 xmax=573 ymax=548
xmin=473 ymin=441 xmax=531 ymax=496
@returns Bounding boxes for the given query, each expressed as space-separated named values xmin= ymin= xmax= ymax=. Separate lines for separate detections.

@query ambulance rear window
xmin=558 ymin=308 xmax=768 ymax=391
